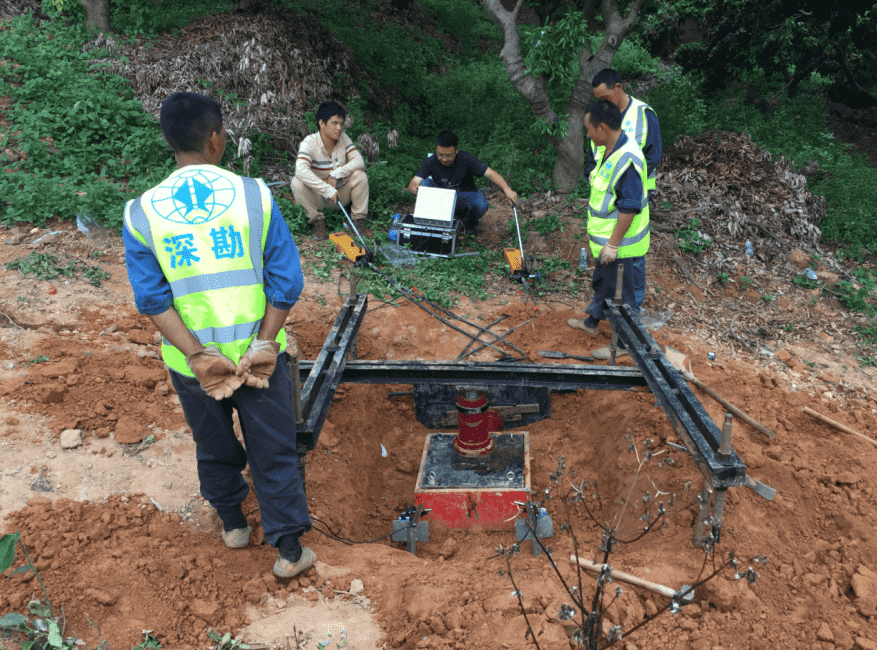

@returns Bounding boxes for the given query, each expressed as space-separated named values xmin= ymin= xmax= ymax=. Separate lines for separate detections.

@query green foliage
xmin=792 ymin=274 xmax=818 ymax=290
xmin=207 ymin=630 xmax=249 ymax=650
xmin=831 ymin=268 xmax=877 ymax=316
xmin=359 ymin=249 xmax=500 ymax=308
xmin=529 ymin=212 xmax=562 ymax=235
xmin=739 ymin=275 xmax=752 ymax=290
xmin=5 ymin=252 xmax=111 ymax=287
xmin=132 ymin=632 xmax=162 ymax=650
xmin=639 ymin=67 xmax=707 ymax=148
xmin=674 ymin=218 xmax=711 ymax=254
xmin=0 ymin=14 xmax=170 ymax=229
xmin=717 ymin=272 xmax=729 ymax=285
xmin=761 ymin=294 xmax=773 ymax=304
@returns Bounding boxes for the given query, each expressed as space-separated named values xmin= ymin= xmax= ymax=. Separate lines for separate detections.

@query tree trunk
xmin=482 ymin=0 xmax=643 ymax=194
xmin=80 ymin=0 xmax=111 ymax=33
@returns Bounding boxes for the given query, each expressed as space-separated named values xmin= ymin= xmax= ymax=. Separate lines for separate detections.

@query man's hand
xmin=598 ymin=243 xmax=619 ymax=265
xmin=329 ymin=190 xmax=340 ymax=205
xmin=236 ymin=339 xmax=281 ymax=389
xmin=504 ymin=188 xmax=520 ymax=207
xmin=186 ymin=345 xmax=245 ymax=400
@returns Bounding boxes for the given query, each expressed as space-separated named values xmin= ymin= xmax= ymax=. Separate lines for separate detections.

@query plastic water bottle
xmin=578 ymin=247 xmax=588 ymax=269
xmin=744 ymin=240 xmax=754 ymax=257
xmin=388 ymin=213 xmax=401 ymax=243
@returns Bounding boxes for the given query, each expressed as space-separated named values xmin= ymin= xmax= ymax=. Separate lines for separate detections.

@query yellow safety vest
xmin=588 ymin=134 xmax=650 ymax=259
xmin=124 ymin=165 xmax=286 ymax=376
xmin=591 ymin=96 xmax=658 ymax=191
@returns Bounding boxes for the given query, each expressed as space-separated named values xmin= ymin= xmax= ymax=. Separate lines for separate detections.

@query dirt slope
xmin=0 ymin=214 xmax=876 ymax=650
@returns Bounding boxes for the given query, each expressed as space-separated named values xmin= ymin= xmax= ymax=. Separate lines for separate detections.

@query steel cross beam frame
xmin=601 ymin=300 xmax=746 ymax=489
xmin=295 ymin=292 xmax=747 ymax=491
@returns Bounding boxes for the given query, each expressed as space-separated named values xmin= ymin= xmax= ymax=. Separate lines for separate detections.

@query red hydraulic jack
xmin=453 ymin=388 xmax=504 ymax=463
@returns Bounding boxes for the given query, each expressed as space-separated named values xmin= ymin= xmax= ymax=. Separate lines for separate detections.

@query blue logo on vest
xmin=151 ymin=169 xmax=236 ymax=225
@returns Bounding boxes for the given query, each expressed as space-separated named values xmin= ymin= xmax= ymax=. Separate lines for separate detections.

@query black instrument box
xmin=397 ymin=213 xmax=461 ymax=257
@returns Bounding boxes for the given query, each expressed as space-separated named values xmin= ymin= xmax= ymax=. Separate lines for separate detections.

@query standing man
xmin=123 ymin=92 xmax=315 ymax=579
xmin=291 ymin=101 xmax=369 ymax=241
xmin=405 ymin=130 xmax=519 ymax=236
xmin=588 ymin=69 xmax=661 ymax=197
xmin=568 ymin=100 xmax=650 ymax=360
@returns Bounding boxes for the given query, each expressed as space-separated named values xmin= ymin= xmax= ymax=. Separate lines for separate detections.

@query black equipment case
xmin=397 ymin=213 xmax=461 ymax=257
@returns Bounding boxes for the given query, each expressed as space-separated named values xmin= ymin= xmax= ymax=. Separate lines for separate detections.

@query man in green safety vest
xmin=568 ymin=100 xmax=650 ymax=360
xmin=123 ymin=92 xmax=315 ymax=579
xmin=588 ymin=68 xmax=661 ymax=197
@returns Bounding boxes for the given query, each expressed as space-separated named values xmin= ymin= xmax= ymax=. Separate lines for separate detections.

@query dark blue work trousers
xmin=421 ymin=178 xmax=489 ymax=230
xmin=169 ymin=352 xmax=311 ymax=547
xmin=585 ymin=256 xmax=647 ymax=321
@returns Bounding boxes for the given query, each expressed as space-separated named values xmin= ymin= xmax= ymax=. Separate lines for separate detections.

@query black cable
xmin=241 ymin=508 xmax=396 ymax=545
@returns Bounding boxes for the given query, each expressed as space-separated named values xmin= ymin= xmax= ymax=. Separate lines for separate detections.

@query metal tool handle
xmin=337 ymin=201 xmax=369 ymax=251
xmin=513 ymin=204 xmax=525 ymax=264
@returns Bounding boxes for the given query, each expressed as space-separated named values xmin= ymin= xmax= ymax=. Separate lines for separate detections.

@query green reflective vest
xmin=124 ymin=165 xmax=286 ymax=377
xmin=587 ymin=134 xmax=650 ymax=259
xmin=590 ymin=96 xmax=657 ymax=191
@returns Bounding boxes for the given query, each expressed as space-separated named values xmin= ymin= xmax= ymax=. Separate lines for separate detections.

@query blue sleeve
xmin=585 ymin=142 xmax=596 ymax=177
xmin=643 ymin=109 xmax=662 ymax=176
xmin=123 ymin=220 xmax=174 ymax=316
xmin=263 ymin=199 xmax=304 ymax=310
xmin=614 ymin=166 xmax=644 ymax=214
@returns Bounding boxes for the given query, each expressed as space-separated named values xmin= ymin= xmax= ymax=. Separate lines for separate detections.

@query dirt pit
xmin=1 ymin=217 xmax=877 ymax=650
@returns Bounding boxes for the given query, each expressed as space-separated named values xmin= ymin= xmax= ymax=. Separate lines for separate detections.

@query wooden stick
xmin=802 ymin=406 xmax=877 ymax=448
xmin=570 ymin=555 xmax=676 ymax=599
xmin=683 ymin=371 xmax=776 ymax=440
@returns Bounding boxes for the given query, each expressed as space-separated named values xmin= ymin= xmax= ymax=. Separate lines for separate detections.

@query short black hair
xmin=436 ymin=130 xmax=458 ymax=148
xmin=585 ymin=100 xmax=622 ymax=131
xmin=160 ymin=92 xmax=223 ymax=154
xmin=592 ymin=68 xmax=623 ymax=89
xmin=316 ymin=101 xmax=346 ymax=125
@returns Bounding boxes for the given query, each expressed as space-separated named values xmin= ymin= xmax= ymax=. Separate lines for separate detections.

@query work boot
xmin=221 ymin=525 xmax=252 ymax=549
xmin=567 ymin=319 xmax=599 ymax=336
xmin=310 ymin=217 xmax=327 ymax=241
xmin=592 ymin=345 xmax=629 ymax=361
xmin=273 ymin=547 xmax=317 ymax=579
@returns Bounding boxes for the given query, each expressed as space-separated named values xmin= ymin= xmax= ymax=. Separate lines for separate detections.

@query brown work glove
xmin=185 ymin=345 xmax=245 ymax=400
xmin=236 ymin=339 xmax=281 ymax=389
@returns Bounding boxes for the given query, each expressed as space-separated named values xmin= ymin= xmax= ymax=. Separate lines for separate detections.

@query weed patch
xmin=5 ymin=252 xmax=111 ymax=287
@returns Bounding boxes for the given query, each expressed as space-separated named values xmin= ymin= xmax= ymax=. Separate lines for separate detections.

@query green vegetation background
xmin=0 ymin=0 xmax=875 ymax=306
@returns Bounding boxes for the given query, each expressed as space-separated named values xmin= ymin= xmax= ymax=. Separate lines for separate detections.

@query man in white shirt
xmin=291 ymin=101 xmax=369 ymax=240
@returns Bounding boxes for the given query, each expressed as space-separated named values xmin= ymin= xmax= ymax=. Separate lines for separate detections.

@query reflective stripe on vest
xmin=124 ymin=166 xmax=286 ymax=377
xmin=590 ymin=97 xmax=657 ymax=190
xmin=587 ymin=136 xmax=650 ymax=259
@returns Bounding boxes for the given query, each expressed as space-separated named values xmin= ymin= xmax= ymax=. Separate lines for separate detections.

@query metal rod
xmin=692 ymin=481 xmax=711 ymax=547
xmin=457 ymin=319 xmax=533 ymax=361
xmin=718 ymin=412 xmax=733 ymax=462
xmin=610 ymin=263 xmax=624 ymax=365
xmin=513 ymin=204 xmax=525 ymax=264
xmin=290 ymin=354 xmax=303 ymax=425
xmin=338 ymin=201 xmax=369 ymax=252
xmin=711 ymin=489 xmax=727 ymax=544
xmin=456 ymin=315 xmax=507 ymax=360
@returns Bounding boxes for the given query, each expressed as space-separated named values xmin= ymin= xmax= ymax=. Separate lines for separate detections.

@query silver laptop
xmin=413 ymin=185 xmax=457 ymax=228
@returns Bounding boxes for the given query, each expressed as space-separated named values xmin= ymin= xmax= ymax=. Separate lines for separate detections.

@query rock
xmin=817 ymin=623 xmax=835 ymax=642
xmin=851 ymin=566 xmax=877 ymax=616
xmin=37 ymin=360 xmax=79 ymax=378
xmin=439 ymin=537 xmax=458 ymax=560
xmin=816 ymin=271 xmax=839 ymax=288
xmin=189 ymin=598 xmax=219 ymax=621
xmin=59 ymin=429 xmax=82 ymax=449
xmin=775 ymin=349 xmax=793 ymax=364
xmin=85 ymin=588 xmax=116 ymax=606
xmin=314 ymin=561 xmax=351 ymax=581
xmin=114 ymin=416 xmax=150 ymax=444
xmin=643 ymin=598 xmax=658 ymax=617
xmin=349 ymin=578 xmax=364 ymax=595
xmin=317 ymin=420 xmax=339 ymax=451
xmin=155 ymin=382 xmax=170 ymax=396
xmin=704 ymin=578 xmax=737 ymax=610
xmin=124 ymin=367 xmax=164 ymax=389
xmin=788 ymin=249 xmax=810 ymax=270
xmin=856 ymin=637 xmax=877 ymax=650
xmin=836 ymin=471 xmax=860 ymax=486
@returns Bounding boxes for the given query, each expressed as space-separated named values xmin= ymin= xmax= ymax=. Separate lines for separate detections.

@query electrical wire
xmin=241 ymin=508 xmax=397 ymax=545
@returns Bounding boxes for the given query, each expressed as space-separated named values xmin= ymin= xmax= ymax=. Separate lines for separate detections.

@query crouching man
xmin=291 ymin=101 xmax=369 ymax=240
